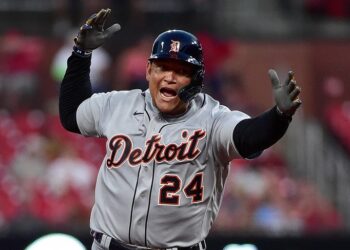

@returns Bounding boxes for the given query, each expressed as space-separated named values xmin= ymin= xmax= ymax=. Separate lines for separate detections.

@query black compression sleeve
xmin=59 ymin=52 xmax=93 ymax=133
xmin=233 ymin=106 xmax=291 ymax=159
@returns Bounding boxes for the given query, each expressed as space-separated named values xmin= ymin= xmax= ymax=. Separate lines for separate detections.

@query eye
xmin=153 ymin=63 xmax=169 ymax=72
xmin=174 ymin=66 xmax=195 ymax=78
xmin=177 ymin=68 xmax=193 ymax=77
xmin=152 ymin=61 xmax=193 ymax=77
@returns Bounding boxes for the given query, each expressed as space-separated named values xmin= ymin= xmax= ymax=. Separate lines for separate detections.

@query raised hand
xmin=268 ymin=69 xmax=302 ymax=117
xmin=74 ymin=8 xmax=121 ymax=51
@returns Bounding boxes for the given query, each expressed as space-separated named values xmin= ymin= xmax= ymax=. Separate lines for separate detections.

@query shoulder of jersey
xmin=196 ymin=93 xmax=221 ymax=110
xmin=89 ymin=89 xmax=143 ymax=106
xmin=91 ymin=89 xmax=142 ymax=98
xmin=197 ymin=93 xmax=231 ymax=115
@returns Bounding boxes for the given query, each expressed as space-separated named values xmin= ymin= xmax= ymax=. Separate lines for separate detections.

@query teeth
xmin=160 ymin=92 xmax=176 ymax=101
xmin=160 ymin=88 xmax=177 ymax=99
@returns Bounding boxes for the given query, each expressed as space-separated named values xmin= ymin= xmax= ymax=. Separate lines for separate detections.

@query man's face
xmin=146 ymin=59 xmax=195 ymax=115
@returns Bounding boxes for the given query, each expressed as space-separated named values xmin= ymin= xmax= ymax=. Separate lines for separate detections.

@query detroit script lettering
xmin=106 ymin=129 xmax=206 ymax=168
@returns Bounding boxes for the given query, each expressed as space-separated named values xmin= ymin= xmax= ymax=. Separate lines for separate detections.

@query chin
xmin=154 ymin=98 xmax=174 ymax=111
xmin=157 ymin=105 xmax=175 ymax=114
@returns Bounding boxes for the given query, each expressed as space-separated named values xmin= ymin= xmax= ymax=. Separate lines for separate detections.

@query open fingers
xmin=285 ymin=71 xmax=294 ymax=85
xmin=104 ymin=23 xmax=121 ymax=39
xmin=286 ymin=80 xmax=296 ymax=93
xmin=101 ymin=8 xmax=111 ymax=27
xmin=94 ymin=11 xmax=105 ymax=25
xmin=94 ymin=8 xmax=110 ymax=29
xmin=289 ymin=86 xmax=301 ymax=100
xmin=86 ymin=13 xmax=97 ymax=26
xmin=268 ymin=69 xmax=280 ymax=88
xmin=291 ymin=99 xmax=302 ymax=110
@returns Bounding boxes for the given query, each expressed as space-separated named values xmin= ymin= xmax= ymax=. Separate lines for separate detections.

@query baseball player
xmin=59 ymin=8 xmax=302 ymax=250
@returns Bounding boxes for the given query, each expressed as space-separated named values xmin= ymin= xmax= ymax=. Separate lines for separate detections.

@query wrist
xmin=275 ymin=106 xmax=292 ymax=122
xmin=73 ymin=45 xmax=92 ymax=58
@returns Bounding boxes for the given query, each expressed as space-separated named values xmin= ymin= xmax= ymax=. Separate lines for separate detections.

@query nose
xmin=164 ymin=70 xmax=177 ymax=84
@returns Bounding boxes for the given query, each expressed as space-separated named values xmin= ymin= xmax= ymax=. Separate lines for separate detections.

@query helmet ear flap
xmin=178 ymin=85 xmax=202 ymax=102
xmin=178 ymin=68 xmax=204 ymax=102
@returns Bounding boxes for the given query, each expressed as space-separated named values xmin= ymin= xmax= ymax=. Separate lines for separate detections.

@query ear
xmin=146 ymin=61 xmax=152 ymax=81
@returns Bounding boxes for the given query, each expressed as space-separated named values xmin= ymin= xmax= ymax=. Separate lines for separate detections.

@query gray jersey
xmin=76 ymin=89 xmax=249 ymax=248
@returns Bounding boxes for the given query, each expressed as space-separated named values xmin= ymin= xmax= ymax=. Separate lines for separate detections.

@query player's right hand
xmin=74 ymin=8 xmax=121 ymax=51
xmin=268 ymin=69 xmax=302 ymax=117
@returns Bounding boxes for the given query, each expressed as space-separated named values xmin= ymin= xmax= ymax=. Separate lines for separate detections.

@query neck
xmin=162 ymin=103 xmax=190 ymax=118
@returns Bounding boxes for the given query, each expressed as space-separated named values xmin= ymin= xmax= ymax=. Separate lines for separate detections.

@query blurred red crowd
xmin=213 ymin=154 xmax=343 ymax=235
xmin=0 ymin=110 xmax=105 ymax=229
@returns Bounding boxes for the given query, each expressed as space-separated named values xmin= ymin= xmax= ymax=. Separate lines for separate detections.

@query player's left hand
xmin=268 ymin=69 xmax=302 ymax=117
xmin=74 ymin=8 xmax=121 ymax=51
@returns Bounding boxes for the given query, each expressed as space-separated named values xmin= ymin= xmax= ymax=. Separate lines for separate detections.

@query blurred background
xmin=0 ymin=0 xmax=350 ymax=249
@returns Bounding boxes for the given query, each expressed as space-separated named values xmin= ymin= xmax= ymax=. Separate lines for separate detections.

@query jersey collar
xmin=143 ymin=89 xmax=204 ymax=122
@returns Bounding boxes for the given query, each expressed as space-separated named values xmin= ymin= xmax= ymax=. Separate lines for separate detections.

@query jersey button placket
xmin=131 ymin=116 xmax=165 ymax=246
xmin=129 ymin=139 xmax=156 ymax=244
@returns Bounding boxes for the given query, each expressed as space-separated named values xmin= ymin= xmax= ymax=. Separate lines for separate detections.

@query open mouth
xmin=160 ymin=87 xmax=177 ymax=99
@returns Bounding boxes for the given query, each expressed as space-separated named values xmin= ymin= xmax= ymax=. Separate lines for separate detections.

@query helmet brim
xmin=149 ymin=53 xmax=202 ymax=68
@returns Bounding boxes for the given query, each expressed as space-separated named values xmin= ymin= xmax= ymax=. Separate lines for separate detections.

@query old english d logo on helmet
xmin=170 ymin=40 xmax=180 ymax=53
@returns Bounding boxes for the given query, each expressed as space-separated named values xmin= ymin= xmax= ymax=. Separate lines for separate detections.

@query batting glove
xmin=74 ymin=8 xmax=121 ymax=52
xmin=268 ymin=69 xmax=302 ymax=117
